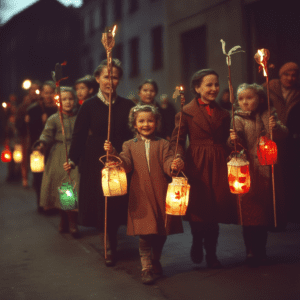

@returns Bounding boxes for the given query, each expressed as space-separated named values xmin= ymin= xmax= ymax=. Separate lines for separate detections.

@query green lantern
xmin=58 ymin=182 xmax=78 ymax=210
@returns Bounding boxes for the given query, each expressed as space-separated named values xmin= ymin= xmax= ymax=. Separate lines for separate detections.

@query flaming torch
xmin=254 ymin=48 xmax=277 ymax=227
xmin=220 ymin=39 xmax=248 ymax=225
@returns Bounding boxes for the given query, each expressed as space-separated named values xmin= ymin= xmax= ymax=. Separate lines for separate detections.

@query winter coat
xmin=68 ymin=95 xmax=135 ymax=229
xmin=229 ymin=109 xmax=288 ymax=226
xmin=169 ymin=98 xmax=237 ymax=224
xmin=116 ymin=135 xmax=183 ymax=236
xmin=37 ymin=112 xmax=79 ymax=210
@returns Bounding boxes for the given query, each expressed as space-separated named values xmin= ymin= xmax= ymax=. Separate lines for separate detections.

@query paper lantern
xmin=227 ymin=156 xmax=251 ymax=194
xmin=166 ymin=177 xmax=190 ymax=215
xmin=102 ymin=161 xmax=127 ymax=196
xmin=58 ymin=182 xmax=78 ymax=210
xmin=1 ymin=146 xmax=12 ymax=163
xmin=257 ymin=136 xmax=277 ymax=165
xmin=30 ymin=150 xmax=45 ymax=172
xmin=13 ymin=144 xmax=23 ymax=163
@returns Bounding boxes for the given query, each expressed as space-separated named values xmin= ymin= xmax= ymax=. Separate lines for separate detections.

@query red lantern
xmin=227 ymin=156 xmax=251 ymax=194
xmin=257 ymin=136 xmax=277 ymax=165
xmin=1 ymin=146 xmax=12 ymax=163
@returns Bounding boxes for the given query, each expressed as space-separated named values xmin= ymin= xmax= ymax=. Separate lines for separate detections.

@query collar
xmin=198 ymin=98 xmax=216 ymax=108
xmin=97 ymin=88 xmax=117 ymax=106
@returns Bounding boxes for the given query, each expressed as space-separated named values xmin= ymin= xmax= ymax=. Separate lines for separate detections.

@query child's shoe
xmin=141 ymin=269 xmax=154 ymax=285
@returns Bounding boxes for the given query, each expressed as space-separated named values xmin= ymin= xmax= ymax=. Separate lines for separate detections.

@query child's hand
xmin=269 ymin=116 xmax=277 ymax=130
xmin=63 ymin=162 xmax=72 ymax=172
xmin=230 ymin=129 xmax=238 ymax=141
xmin=171 ymin=157 xmax=184 ymax=171
xmin=104 ymin=140 xmax=113 ymax=154
xmin=25 ymin=115 xmax=30 ymax=123
xmin=42 ymin=113 xmax=47 ymax=124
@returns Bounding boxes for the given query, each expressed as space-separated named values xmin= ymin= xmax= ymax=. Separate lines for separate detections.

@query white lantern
xmin=30 ymin=150 xmax=45 ymax=173
xmin=13 ymin=144 xmax=23 ymax=163
xmin=101 ymin=161 xmax=127 ymax=197
xmin=166 ymin=177 xmax=190 ymax=215
xmin=227 ymin=156 xmax=251 ymax=194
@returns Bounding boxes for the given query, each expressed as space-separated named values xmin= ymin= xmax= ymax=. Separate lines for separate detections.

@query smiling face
xmin=61 ymin=91 xmax=75 ymax=113
xmin=96 ymin=66 xmax=120 ymax=98
xmin=280 ymin=70 xmax=298 ymax=89
xmin=139 ymin=83 xmax=157 ymax=105
xmin=195 ymin=74 xmax=219 ymax=103
xmin=75 ymin=83 xmax=92 ymax=101
xmin=134 ymin=111 xmax=156 ymax=138
xmin=237 ymin=88 xmax=260 ymax=112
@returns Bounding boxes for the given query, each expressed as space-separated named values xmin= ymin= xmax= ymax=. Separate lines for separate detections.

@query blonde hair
xmin=128 ymin=104 xmax=162 ymax=134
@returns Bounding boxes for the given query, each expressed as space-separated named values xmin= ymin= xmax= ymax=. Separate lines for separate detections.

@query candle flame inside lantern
xmin=22 ymin=79 xmax=31 ymax=89
xmin=180 ymin=86 xmax=183 ymax=91
xmin=2 ymin=102 xmax=7 ymax=108
xmin=35 ymin=89 xmax=40 ymax=95
xmin=257 ymin=50 xmax=267 ymax=77
xmin=54 ymin=94 xmax=60 ymax=106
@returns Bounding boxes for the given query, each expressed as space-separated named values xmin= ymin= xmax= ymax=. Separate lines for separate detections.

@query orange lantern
xmin=227 ymin=156 xmax=251 ymax=194
xmin=1 ymin=146 xmax=12 ymax=163
xmin=13 ymin=144 xmax=23 ymax=163
xmin=257 ymin=136 xmax=277 ymax=165
xmin=166 ymin=177 xmax=190 ymax=215
xmin=30 ymin=150 xmax=45 ymax=172
xmin=101 ymin=159 xmax=127 ymax=197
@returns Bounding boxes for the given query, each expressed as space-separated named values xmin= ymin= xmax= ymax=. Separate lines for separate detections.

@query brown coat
xmin=170 ymin=98 xmax=237 ymax=224
xmin=230 ymin=109 xmax=288 ymax=226
xmin=117 ymin=135 xmax=183 ymax=236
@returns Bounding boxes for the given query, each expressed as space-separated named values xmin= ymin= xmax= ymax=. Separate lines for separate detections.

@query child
xmin=74 ymin=75 xmax=97 ymax=106
xmin=104 ymin=105 xmax=184 ymax=285
xmin=230 ymin=83 xmax=288 ymax=266
xmin=34 ymin=87 xmax=80 ymax=238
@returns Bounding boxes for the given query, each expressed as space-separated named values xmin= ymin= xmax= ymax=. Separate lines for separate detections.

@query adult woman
xmin=65 ymin=59 xmax=135 ymax=266
xmin=138 ymin=79 xmax=176 ymax=140
xmin=169 ymin=69 xmax=236 ymax=268
xmin=266 ymin=62 xmax=300 ymax=223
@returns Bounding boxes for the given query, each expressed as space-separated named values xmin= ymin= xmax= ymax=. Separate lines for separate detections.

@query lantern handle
xmin=61 ymin=175 xmax=77 ymax=190
xmin=99 ymin=154 xmax=123 ymax=167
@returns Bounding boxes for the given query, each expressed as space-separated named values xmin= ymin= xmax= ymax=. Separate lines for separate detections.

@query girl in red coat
xmin=104 ymin=105 xmax=183 ymax=285
xmin=169 ymin=69 xmax=237 ymax=268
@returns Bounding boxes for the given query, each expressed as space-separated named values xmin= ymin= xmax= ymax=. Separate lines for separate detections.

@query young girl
xmin=104 ymin=105 xmax=183 ymax=285
xmin=34 ymin=87 xmax=80 ymax=237
xmin=230 ymin=83 xmax=288 ymax=266
xmin=169 ymin=69 xmax=236 ymax=269
xmin=74 ymin=75 xmax=97 ymax=106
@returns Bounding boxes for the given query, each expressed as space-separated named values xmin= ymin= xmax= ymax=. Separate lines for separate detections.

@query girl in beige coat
xmin=104 ymin=105 xmax=183 ymax=284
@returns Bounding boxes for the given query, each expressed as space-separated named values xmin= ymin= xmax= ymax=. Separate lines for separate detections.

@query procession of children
xmin=1 ymin=51 xmax=299 ymax=285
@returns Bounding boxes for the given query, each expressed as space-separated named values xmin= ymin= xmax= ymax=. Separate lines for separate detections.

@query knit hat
xmin=279 ymin=62 xmax=299 ymax=77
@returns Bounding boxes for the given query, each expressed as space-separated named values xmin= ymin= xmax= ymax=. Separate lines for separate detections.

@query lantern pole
xmin=220 ymin=39 xmax=245 ymax=225
xmin=101 ymin=25 xmax=117 ymax=260
xmin=52 ymin=62 xmax=70 ymax=182
xmin=254 ymin=49 xmax=277 ymax=227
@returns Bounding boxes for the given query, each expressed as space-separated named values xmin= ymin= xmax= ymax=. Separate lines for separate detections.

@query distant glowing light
xmin=35 ymin=89 xmax=40 ymax=95
xmin=2 ymin=102 xmax=7 ymax=108
xmin=22 ymin=80 xmax=31 ymax=89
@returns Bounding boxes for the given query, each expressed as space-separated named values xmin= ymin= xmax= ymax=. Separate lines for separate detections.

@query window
xmin=113 ymin=43 xmax=123 ymax=62
xmin=129 ymin=37 xmax=139 ymax=77
xmin=114 ymin=0 xmax=122 ymax=21
xmin=128 ymin=0 xmax=138 ymax=14
xmin=151 ymin=25 xmax=163 ymax=70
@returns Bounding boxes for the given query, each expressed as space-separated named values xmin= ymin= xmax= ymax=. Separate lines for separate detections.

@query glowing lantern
xmin=257 ymin=136 xmax=277 ymax=165
xmin=166 ymin=177 xmax=190 ymax=215
xmin=30 ymin=150 xmax=45 ymax=172
xmin=58 ymin=182 xmax=78 ymax=210
xmin=13 ymin=144 xmax=23 ymax=163
xmin=101 ymin=160 xmax=127 ymax=196
xmin=54 ymin=94 xmax=60 ymax=107
xmin=22 ymin=79 xmax=31 ymax=90
xmin=1 ymin=146 xmax=12 ymax=163
xmin=227 ymin=156 xmax=251 ymax=194
xmin=2 ymin=102 xmax=7 ymax=109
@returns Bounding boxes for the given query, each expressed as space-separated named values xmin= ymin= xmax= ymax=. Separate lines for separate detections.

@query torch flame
xmin=2 ymin=102 xmax=7 ymax=108
xmin=257 ymin=49 xmax=267 ymax=77
xmin=112 ymin=25 xmax=117 ymax=37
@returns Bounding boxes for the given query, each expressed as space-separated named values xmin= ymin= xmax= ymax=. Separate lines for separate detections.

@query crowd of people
xmin=1 ymin=59 xmax=300 ymax=285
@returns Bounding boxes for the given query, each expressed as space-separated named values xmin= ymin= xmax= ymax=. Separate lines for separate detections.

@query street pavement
xmin=1 ymin=156 xmax=300 ymax=300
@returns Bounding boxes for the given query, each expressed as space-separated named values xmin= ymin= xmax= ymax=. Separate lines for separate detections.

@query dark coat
xmin=68 ymin=95 xmax=135 ymax=229
xmin=116 ymin=135 xmax=183 ymax=236
xmin=229 ymin=109 xmax=288 ymax=226
xmin=170 ymin=98 xmax=237 ymax=224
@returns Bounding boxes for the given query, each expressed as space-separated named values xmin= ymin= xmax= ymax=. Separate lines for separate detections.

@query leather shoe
xmin=105 ymin=253 xmax=115 ymax=267
xmin=141 ymin=269 xmax=154 ymax=285
xmin=190 ymin=243 xmax=203 ymax=264
xmin=206 ymin=255 xmax=223 ymax=269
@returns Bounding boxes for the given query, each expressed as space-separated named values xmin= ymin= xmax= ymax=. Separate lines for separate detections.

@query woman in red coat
xmin=169 ymin=69 xmax=237 ymax=268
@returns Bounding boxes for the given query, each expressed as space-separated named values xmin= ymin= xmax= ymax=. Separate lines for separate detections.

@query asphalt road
xmin=1 ymin=157 xmax=300 ymax=300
